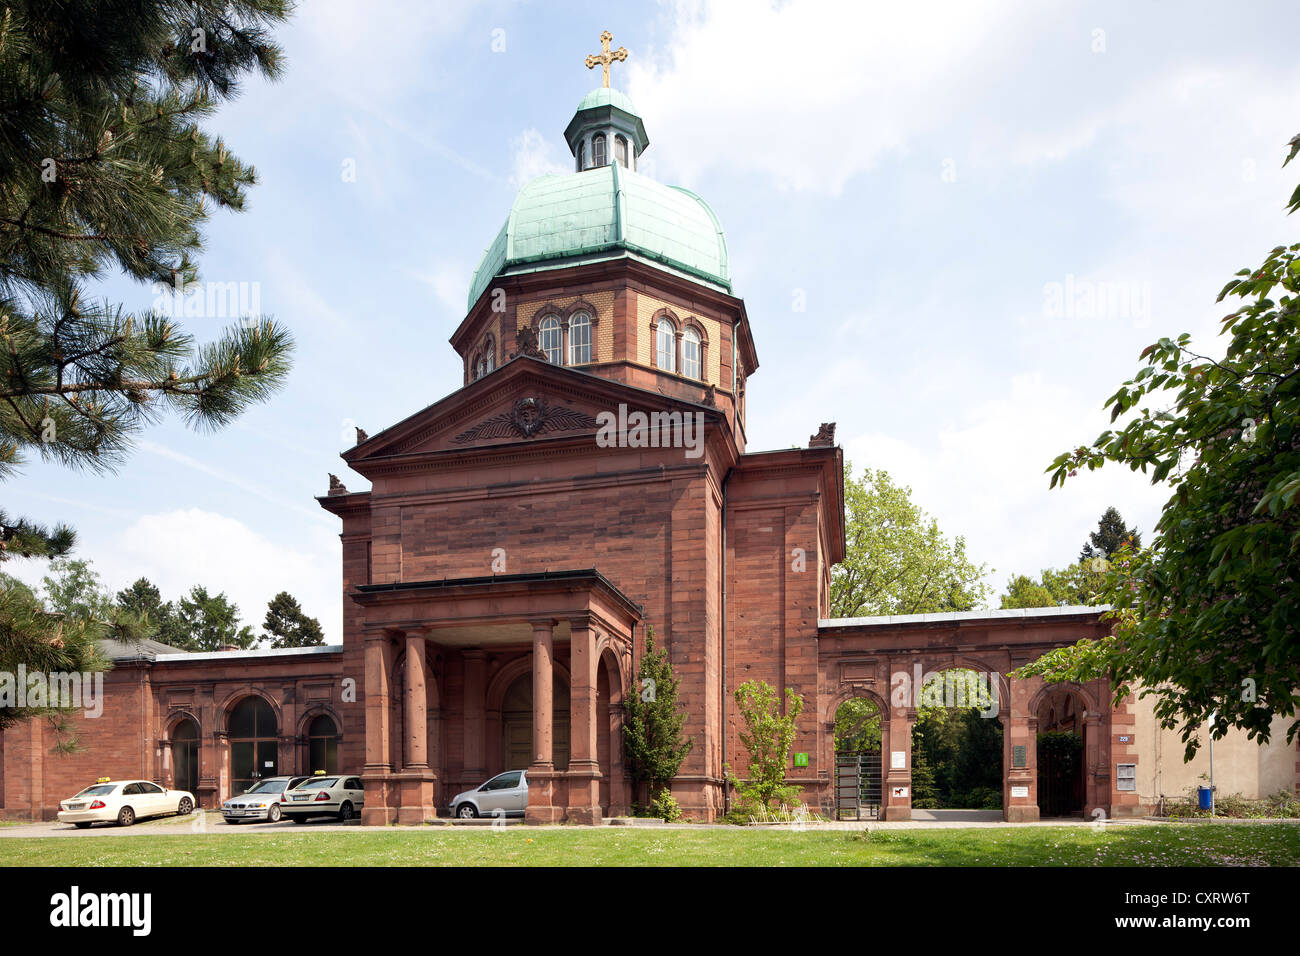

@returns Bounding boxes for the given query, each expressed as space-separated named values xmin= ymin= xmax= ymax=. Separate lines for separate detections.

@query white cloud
xmin=508 ymin=127 xmax=569 ymax=188
xmin=112 ymin=509 xmax=341 ymax=643
xmin=839 ymin=371 xmax=1169 ymax=600
xmin=627 ymin=0 xmax=1027 ymax=193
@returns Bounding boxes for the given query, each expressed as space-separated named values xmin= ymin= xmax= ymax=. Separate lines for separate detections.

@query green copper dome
xmin=468 ymin=162 xmax=730 ymax=310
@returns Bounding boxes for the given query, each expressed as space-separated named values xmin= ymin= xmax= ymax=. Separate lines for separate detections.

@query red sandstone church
xmin=3 ymin=63 xmax=1294 ymax=825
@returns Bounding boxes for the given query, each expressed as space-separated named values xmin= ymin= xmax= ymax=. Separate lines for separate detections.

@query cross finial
xmin=585 ymin=30 xmax=627 ymax=88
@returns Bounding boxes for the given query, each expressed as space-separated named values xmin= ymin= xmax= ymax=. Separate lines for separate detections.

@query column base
xmin=395 ymin=768 xmax=439 ymax=825
xmin=526 ymin=766 xmax=562 ymax=824
xmin=1005 ymin=805 xmax=1040 ymax=823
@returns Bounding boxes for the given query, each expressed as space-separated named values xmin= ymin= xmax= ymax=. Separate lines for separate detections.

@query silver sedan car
xmin=221 ymin=775 xmax=311 ymax=824
xmin=449 ymin=770 xmax=529 ymax=819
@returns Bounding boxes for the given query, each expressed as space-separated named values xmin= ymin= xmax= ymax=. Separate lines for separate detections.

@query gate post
xmin=1004 ymin=672 xmax=1040 ymax=822
xmin=882 ymin=673 xmax=913 ymax=821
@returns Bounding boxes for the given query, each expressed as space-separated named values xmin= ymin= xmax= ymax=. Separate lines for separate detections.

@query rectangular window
xmin=1116 ymin=763 xmax=1137 ymax=791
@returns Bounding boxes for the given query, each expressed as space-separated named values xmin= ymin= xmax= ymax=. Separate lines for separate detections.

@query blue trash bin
xmin=1197 ymin=786 xmax=1214 ymax=810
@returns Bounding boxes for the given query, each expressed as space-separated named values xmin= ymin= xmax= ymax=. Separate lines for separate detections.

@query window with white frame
xmin=655 ymin=317 xmax=676 ymax=372
xmin=614 ymin=135 xmax=628 ymax=168
xmin=539 ymin=315 xmax=562 ymax=364
xmin=484 ymin=338 xmax=495 ymax=372
xmin=1116 ymin=763 xmax=1137 ymax=792
xmin=568 ymin=312 xmax=592 ymax=365
xmin=592 ymin=134 xmax=606 ymax=168
xmin=681 ymin=327 xmax=702 ymax=380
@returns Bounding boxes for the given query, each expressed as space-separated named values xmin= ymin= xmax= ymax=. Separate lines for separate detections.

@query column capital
xmin=529 ymin=618 xmax=558 ymax=631
xmin=568 ymin=612 xmax=593 ymax=632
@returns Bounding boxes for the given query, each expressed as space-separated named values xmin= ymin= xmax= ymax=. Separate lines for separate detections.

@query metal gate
xmin=835 ymin=750 xmax=882 ymax=820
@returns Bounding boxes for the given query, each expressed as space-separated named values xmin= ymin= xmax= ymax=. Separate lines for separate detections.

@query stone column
xmin=404 ymin=634 xmax=429 ymax=770
xmin=1004 ymin=672 xmax=1040 ymax=822
xmin=396 ymin=631 xmax=437 ymax=824
xmin=361 ymin=632 xmax=396 ymax=825
xmin=882 ymin=661 xmax=913 ymax=821
xmin=607 ymin=700 xmax=627 ymax=817
xmin=566 ymin=615 xmax=602 ymax=824
xmin=525 ymin=620 xmax=561 ymax=823
xmin=462 ymin=649 xmax=487 ymax=785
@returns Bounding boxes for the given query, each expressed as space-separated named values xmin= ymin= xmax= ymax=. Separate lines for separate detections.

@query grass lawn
xmin=1 ymin=823 xmax=1298 ymax=866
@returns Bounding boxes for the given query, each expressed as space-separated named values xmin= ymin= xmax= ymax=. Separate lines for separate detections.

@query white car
xmin=221 ymin=775 xmax=312 ymax=824
xmin=281 ymin=774 xmax=365 ymax=823
xmin=57 ymin=779 xmax=195 ymax=828
xmin=449 ymin=770 xmax=529 ymax=819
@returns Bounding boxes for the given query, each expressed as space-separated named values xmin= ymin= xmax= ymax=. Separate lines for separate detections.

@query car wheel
xmin=74 ymin=822 xmax=92 ymax=830
xmin=338 ymin=801 xmax=355 ymax=822
xmin=117 ymin=806 xmax=135 ymax=827
xmin=456 ymin=803 xmax=478 ymax=819
xmin=177 ymin=797 xmax=193 ymax=816
xmin=267 ymin=804 xmax=281 ymax=823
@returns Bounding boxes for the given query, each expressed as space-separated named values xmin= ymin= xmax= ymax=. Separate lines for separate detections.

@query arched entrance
xmin=833 ymin=696 xmax=882 ymax=819
xmin=228 ymin=696 xmax=278 ymax=794
xmin=500 ymin=673 xmax=569 ymax=771
xmin=307 ymin=714 xmax=340 ymax=774
xmin=1036 ymin=688 xmax=1087 ymax=817
xmin=910 ymin=668 xmax=1004 ymax=814
xmin=171 ymin=718 xmax=200 ymax=800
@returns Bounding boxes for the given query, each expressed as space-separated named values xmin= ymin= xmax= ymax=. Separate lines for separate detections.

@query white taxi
xmin=281 ymin=773 xmax=365 ymax=823
xmin=57 ymin=778 xmax=195 ymax=828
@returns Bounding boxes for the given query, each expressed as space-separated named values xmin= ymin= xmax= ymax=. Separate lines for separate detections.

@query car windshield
xmin=245 ymin=779 xmax=288 ymax=794
xmin=74 ymin=784 xmax=116 ymax=797
xmin=293 ymin=777 xmax=337 ymax=789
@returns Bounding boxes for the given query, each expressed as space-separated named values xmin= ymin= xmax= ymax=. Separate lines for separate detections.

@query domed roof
xmin=468 ymin=162 xmax=730 ymax=311
xmin=574 ymin=86 xmax=639 ymax=114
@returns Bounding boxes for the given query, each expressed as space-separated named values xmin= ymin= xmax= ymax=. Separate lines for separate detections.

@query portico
xmin=349 ymin=570 xmax=639 ymax=826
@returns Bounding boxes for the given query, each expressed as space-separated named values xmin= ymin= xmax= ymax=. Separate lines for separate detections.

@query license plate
xmin=293 ymin=794 xmax=309 ymax=801
xmin=68 ymin=803 xmax=86 ymax=810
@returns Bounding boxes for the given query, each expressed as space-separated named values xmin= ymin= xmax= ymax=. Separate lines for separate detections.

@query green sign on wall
xmin=793 ymin=752 xmax=809 ymax=767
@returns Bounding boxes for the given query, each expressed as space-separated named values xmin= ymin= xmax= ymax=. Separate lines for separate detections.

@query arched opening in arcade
xmin=500 ymin=672 xmax=569 ymax=772
xmin=910 ymin=668 xmax=1004 ymax=814
xmin=171 ymin=717 xmax=200 ymax=799
xmin=307 ymin=714 xmax=341 ymax=775
xmin=228 ymin=696 xmax=278 ymax=794
xmin=833 ymin=696 xmax=883 ymax=820
xmin=1036 ymin=687 xmax=1088 ymax=817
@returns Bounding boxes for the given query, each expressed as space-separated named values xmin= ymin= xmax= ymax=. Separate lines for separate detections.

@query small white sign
xmin=1011 ymin=785 xmax=1029 ymax=798
xmin=264 ymin=761 xmax=274 ymax=769
xmin=891 ymin=786 xmax=909 ymax=798
xmin=891 ymin=751 xmax=906 ymax=769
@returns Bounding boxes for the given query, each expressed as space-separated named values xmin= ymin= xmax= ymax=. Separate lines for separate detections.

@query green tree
xmin=831 ymin=463 xmax=991 ymax=617
xmin=262 ymin=591 xmax=324 ymax=648
xmin=727 ymin=679 xmax=804 ymax=815
xmin=40 ymin=557 xmax=113 ymax=620
xmin=115 ymin=577 xmax=187 ymax=647
xmin=1028 ymin=135 xmax=1300 ymax=757
xmin=622 ymin=627 xmax=693 ymax=809
xmin=1000 ymin=561 xmax=1108 ymax=608
xmin=174 ymin=585 xmax=255 ymax=651
xmin=0 ymin=2 xmax=294 ymax=729
xmin=1080 ymin=506 xmax=1142 ymax=561
xmin=833 ymin=697 xmax=881 ymax=752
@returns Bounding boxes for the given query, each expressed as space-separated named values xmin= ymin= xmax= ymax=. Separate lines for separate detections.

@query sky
xmin=8 ymin=0 xmax=1300 ymax=642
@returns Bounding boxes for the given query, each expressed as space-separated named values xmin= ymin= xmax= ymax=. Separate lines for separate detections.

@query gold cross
xmin=584 ymin=30 xmax=627 ymax=88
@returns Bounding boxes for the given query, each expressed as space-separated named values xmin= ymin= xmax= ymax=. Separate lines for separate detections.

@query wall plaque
xmin=1011 ymin=785 xmax=1029 ymax=798
xmin=1012 ymin=745 xmax=1027 ymax=768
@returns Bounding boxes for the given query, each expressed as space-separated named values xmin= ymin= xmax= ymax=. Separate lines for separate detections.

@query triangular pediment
xmin=344 ymin=357 xmax=718 ymax=467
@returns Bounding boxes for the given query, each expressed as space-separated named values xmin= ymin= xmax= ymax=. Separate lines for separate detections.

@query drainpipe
xmin=721 ymin=465 xmax=734 ymax=816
